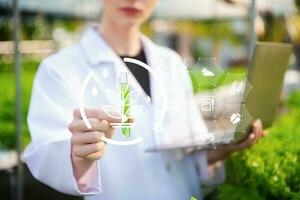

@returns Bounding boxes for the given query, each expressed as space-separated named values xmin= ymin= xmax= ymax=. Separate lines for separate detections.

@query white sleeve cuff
xmin=74 ymin=160 xmax=102 ymax=195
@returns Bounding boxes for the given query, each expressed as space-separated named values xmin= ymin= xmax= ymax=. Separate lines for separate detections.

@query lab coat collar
xmin=79 ymin=26 xmax=163 ymax=100
xmin=79 ymin=26 xmax=118 ymax=66
xmin=79 ymin=26 xmax=160 ymax=69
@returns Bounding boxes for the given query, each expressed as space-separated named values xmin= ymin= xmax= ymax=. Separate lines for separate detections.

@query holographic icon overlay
xmin=200 ymin=95 xmax=215 ymax=112
xmin=80 ymin=72 xmax=144 ymax=146
xmin=156 ymin=59 xmax=216 ymax=146
xmin=230 ymin=113 xmax=242 ymax=125
xmin=79 ymin=58 xmax=168 ymax=146
xmin=192 ymin=61 xmax=254 ymax=144
xmin=190 ymin=57 xmax=225 ymax=91
xmin=80 ymin=56 xmax=255 ymax=147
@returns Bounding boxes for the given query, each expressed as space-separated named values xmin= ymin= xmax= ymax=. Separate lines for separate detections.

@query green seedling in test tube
xmin=120 ymin=72 xmax=131 ymax=137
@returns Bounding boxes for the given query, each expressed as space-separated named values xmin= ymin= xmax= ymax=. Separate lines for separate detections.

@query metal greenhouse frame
xmin=12 ymin=0 xmax=23 ymax=199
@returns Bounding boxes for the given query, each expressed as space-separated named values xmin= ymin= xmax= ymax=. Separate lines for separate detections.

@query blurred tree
xmin=22 ymin=14 xmax=52 ymax=40
xmin=258 ymin=12 xmax=287 ymax=42
xmin=0 ymin=19 xmax=11 ymax=41
xmin=176 ymin=20 xmax=245 ymax=59
xmin=286 ymin=1 xmax=300 ymax=71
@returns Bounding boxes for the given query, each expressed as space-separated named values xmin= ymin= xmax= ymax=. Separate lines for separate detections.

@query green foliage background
xmin=189 ymin=64 xmax=300 ymax=199
xmin=217 ymin=92 xmax=300 ymax=200
xmin=0 ymin=56 xmax=38 ymax=149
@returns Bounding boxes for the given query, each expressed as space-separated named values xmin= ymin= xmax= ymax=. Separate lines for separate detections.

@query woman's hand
xmin=68 ymin=108 xmax=120 ymax=183
xmin=207 ymin=119 xmax=267 ymax=164
xmin=227 ymin=119 xmax=267 ymax=151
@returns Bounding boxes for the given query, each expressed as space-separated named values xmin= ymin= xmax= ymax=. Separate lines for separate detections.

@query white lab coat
xmin=24 ymin=26 xmax=225 ymax=200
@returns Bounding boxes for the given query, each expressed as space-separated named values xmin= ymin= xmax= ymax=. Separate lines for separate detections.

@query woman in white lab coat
xmin=24 ymin=0 xmax=266 ymax=199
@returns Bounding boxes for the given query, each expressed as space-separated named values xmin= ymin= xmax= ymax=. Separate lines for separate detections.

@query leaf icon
xmin=128 ymin=105 xmax=144 ymax=118
xmin=105 ymin=89 xmax=121 ymax=106
xmin=125 ymin=89 xmax=140 ymax=105
xmin=102 ymin=105 xmax=121 ymax=119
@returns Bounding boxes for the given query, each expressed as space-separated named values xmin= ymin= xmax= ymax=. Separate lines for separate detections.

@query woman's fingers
xmin=243 ymin=133 xmax=255 ymax=148
xmin=69 ymin=118 xmax=110 ymax=132
xmin=226 ymin=119 xmax=267 ymax=153
xmin=69 ymin=108 xmax=121 ymax=162
xmin=252 ymin=119 xmax=262 ymax=142
xmin=71 ymin=131 xmax=104 ymax=144
xmin=236 ymin=119 xmax=264 ymax=150
xmin=73 ymin=141 xmax=105 ymax=159
xmin=248 ymin=133 xmax=257 ymax=146
xmin=73 ymin=108 xmax=121 ymax=123
xmin=85 ymin=151 xmax=105 ymax=160
xmin=233 ymin=132 xmax=255 ymax=150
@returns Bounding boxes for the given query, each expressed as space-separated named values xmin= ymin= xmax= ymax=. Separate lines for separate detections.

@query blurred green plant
xmin=0 ymin=15 xmax=83 ymax=41
xmin=0 ymin=56 xmax=38 ymax=150
xmin=217 ymin=91 xmax=300 ymax=200
xmin=0 ymin=19 xmax=11 ymax=41
xmin=175 ymin=20 xmax=247 ymax=59
xmin=190 ymin=68 xmax=300 ymax=199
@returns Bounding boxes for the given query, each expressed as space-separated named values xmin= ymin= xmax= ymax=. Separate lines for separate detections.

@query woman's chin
xmin=120 ymin=19 xmax=142 ymax=28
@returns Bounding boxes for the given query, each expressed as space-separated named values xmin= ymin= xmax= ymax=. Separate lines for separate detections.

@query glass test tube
xmin=120 ymin=72 xmax=131 ymax=137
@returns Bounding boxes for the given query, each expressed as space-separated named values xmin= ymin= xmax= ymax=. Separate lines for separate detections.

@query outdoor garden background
xmin=1 ymin=0 xmax=300 ymax=200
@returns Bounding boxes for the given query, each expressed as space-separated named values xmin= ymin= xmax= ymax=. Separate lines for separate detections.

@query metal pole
xmin=12 ymin=0 xmax=23 ymax=199
xmin=248 ymin=0 xmax=256 ymax=59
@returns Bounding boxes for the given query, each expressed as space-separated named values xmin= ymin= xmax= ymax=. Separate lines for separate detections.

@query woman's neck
xmin=98 ymin=18 xmax=142 ymax=56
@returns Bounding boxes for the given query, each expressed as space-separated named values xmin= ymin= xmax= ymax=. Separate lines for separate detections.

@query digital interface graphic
xmin=79 ymin=58 xmax=167 ymax=146
xmin=190 ymin=58 xmax=253 ymax=144
xmin=79 ymin=57 xmax=254 ymax=147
